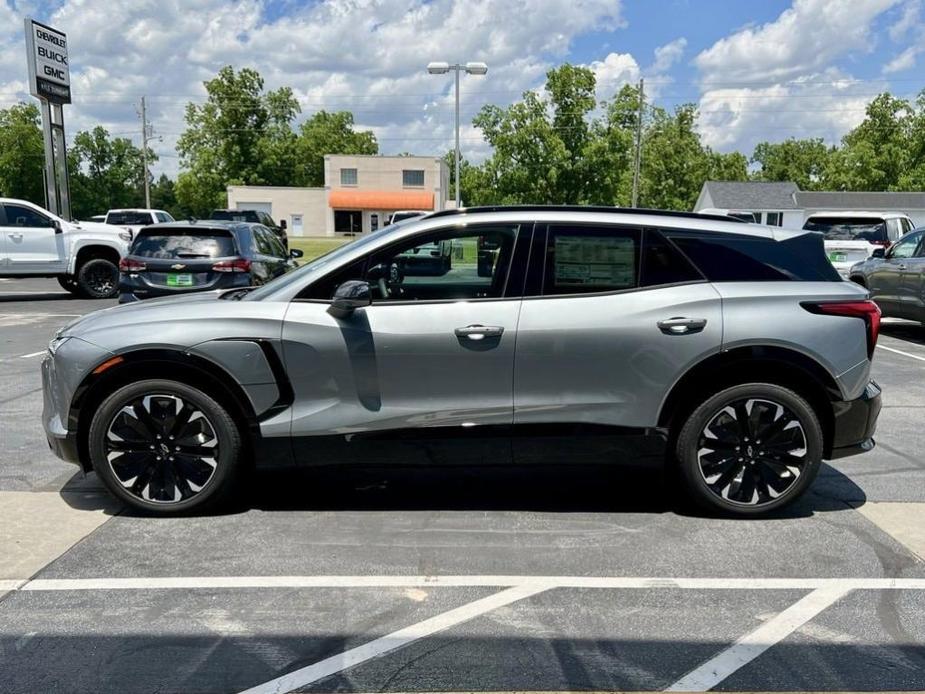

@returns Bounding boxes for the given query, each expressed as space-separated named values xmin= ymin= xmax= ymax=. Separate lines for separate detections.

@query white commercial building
xmin=695 ymin=181 xmax=925 ymax=228
xmin=227 ymin=154 xmax=451 ymax=237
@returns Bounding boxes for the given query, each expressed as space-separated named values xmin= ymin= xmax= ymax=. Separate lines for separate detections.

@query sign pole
xmin=51 ymin=103 xmax=71 ymax=220
xmin=39 ymin=99 xmax=58 ymax=215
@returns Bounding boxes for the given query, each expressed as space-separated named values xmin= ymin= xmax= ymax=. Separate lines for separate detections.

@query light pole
xmin=427 ymin=61 xmax=488 ymax=209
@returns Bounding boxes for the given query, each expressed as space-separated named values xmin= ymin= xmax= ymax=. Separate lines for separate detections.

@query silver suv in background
xmin=803 ymin=211 xmax=914 ymax=277
xmin=42 ymin=206 xmax=882 ymax=516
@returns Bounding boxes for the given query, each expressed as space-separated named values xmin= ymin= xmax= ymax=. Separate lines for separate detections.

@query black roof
xmin=424 ymin=205 xmax=743 ymax=224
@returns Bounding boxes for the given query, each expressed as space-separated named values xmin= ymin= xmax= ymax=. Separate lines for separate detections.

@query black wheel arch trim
xmin=658 ymin=345 xmax=842 ymax=457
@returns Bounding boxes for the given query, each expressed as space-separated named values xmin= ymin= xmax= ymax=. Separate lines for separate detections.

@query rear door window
xmin=641 ymin=230 xmax=703 ymax=287
xmin=667 ymin=231 xmax=841 ymax=282
xmin=542 ymin=224 xmax=640 ymax=296
xmin=802 ymin=217 xmax=888 ymax=243
xmin=132 ymin=229 xmax=238 ymax=259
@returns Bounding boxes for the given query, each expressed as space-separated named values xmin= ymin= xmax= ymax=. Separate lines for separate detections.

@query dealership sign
xmin=24 ymin=19 xmax=71 ymax=104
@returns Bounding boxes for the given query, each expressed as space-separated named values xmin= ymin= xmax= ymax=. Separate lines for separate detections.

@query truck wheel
xmin=57 ymin=276 xmax=80 ymax=294
xmin=76 ymin=258 xmax=119 ymax=299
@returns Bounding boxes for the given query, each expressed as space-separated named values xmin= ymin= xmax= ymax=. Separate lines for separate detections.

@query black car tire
xmin=56 ymin=275 xmax=80 ymax=294
xmin=88 ymin=380 xmax=242 ymax=515
xmin=676 ymin=383 xmax=823 ymax=516
xmin=76 ymin=258 xmax=119 ymax=299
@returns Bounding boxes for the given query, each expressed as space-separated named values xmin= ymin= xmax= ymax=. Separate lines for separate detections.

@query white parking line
xmin=16 ymin=575 xmax=925 ymax=591
xmin=238 ymin=583 xmax=548 ymax=694
xmin=17 ymin=351 xmax=46 ymax=359
xmin=878 ymin=344 xmax=925 ymax=362
xmin=665 ymin=585 xmax=850 ymax=691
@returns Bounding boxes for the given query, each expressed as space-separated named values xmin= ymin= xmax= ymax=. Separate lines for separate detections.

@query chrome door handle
xmin=898 ymin=263 xmax=908 ymax=271
xmin=455 ymin=324 xmax=504 ymax=340
xmin=8 ymin=233 xmax=23 ymax=241
xmin=658 ymin=317 xmax=707 ymax=335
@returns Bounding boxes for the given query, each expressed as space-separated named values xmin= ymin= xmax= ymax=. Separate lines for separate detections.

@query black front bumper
xmin=119 ymin=273 xmax=252 ymax=303
xmin=827 ymin=380 xmax=882 ymax=460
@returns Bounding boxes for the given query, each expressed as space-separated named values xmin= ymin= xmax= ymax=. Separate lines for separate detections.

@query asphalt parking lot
xmin=1 ymin=277 xmax=925 ymax=693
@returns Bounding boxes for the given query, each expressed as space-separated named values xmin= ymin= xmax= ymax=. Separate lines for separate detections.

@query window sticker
xmin=554 ymin=235 xmax=635 ymax=287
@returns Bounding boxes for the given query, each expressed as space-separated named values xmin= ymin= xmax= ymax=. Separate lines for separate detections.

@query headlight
xmin=119 ymin=230 xmax=133 ymax=242
xmin=48 ymin=335 xmax=71 ymax=356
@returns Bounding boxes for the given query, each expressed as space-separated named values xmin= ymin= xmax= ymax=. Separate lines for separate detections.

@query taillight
xmin=119 ymin=258 xmax=146 ymax=272
xmin=802 ymin=300 xmax=881 ymax=359
xmin=872 ymin=239 xmax=891 ymax=247
xmin=212 ymin=258 xmax=251 ymax=273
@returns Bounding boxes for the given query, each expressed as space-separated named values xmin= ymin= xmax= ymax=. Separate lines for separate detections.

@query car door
xmin=870 ymin=232 xmax=921 ymax=317
xmin=1 ymin=202 xmax=66 ymax=274
xmin=281 ymin=221 xmax=529 ymax=466
xmin=899 ymin=231 xmax=925 ymax=319
xmin=512 ymin=224 xmax=722 ymax=467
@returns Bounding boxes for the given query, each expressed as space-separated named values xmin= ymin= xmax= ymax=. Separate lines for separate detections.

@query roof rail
xmin=423 ymin=205 xmax=744 ymax=224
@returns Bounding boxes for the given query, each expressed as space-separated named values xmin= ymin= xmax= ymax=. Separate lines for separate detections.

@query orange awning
xmin=328 ymin=190 xmax=434 ymax=211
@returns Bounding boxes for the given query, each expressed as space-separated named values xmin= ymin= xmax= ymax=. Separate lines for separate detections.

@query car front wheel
xmin=675 ymin=383 xmax=823 ymax=516
xmin=88 ymin=380 xmax=242 ymax=515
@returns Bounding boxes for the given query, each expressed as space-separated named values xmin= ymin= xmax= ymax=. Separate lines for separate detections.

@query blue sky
xmin=1 ymin=0 xmax=923 ymax=176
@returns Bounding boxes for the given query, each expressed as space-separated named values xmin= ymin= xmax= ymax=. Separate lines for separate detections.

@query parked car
xmin=88 ymin=214 xmax=106 ymax=223
xmin=803 ymin=211 xmax=914 ymax=277
xmin=849 ymin=227 xmax=925 ymax=324
xmin=117 ymin=221 xmax=301 ymax=303
xmin=209 ymin=209 xmax=287 ymax=248
xmin=43 ymin=206 xmax=881 ymax=516
xmin=105 ymin=209 xmax=175 ymax=239
xmin=0 ymin=197 xmax=130 ymax=298
xmin=387 ymin=210 xmax=428 ymax=225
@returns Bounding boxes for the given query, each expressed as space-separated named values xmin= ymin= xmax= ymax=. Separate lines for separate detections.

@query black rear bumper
xmin=827 ymin=380 xmax=881 ymax=460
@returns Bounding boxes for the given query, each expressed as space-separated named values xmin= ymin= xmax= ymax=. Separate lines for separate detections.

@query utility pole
xmin=139 ymin=96 xmax=151 ymax=208
xmin=631 ymin=77 xmax=644 ymax=208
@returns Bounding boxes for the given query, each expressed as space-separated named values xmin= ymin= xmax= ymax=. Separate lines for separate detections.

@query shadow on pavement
xmin=0 ymin=291 xmax=76 ymax=302
xmin=880 ymin=321 xmax=925 ymax=346
xmin=59 ymin=461 xmax=866 ymax=519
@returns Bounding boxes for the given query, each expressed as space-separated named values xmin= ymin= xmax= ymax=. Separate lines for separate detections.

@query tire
xmin=88 ymin=379 xmax=242 ymax=515
xmin=56 ymin=276 xmax=79 ymax=294
xmin=675 ymin=383 xmax=823 ymax=516
xmin=76 ymin=258 xmax=119 ymax=299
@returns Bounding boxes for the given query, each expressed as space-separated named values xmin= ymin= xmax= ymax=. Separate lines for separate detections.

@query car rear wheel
xmin=76 ymin=258 xmax=119 ymax=299
xmin=88 ymin=380 xmax=242 ymax=515
xmin=675 ymin=383 xmax=823 ymax=516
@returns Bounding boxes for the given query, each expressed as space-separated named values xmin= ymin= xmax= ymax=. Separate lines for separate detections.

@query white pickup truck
xmin=104 ymin=208 xmax=174 ymax=237
xmin=0 ymin=198 xmax=131 ymax=298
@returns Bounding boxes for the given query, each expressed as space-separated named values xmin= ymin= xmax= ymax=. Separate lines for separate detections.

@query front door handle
xmin=8 ymin=233 xmax=23 ymax=241
xmin=658 ymin=317 xmax=707 ymax=335
xmin=455 ymin=324 xmax=504 ymax=340
xmin=898 ymin=263 xmax=908 ymax=271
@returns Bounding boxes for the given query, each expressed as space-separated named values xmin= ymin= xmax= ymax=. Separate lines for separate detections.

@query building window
xmin=402 ymin=169 xmax=425 ymax=187
xmin=766 ymin=212 xmax=783 ymax=226
xmin=340 ymin=168 xmax=358 ymax=186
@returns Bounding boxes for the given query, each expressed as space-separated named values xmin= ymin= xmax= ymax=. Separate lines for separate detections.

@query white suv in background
xmin=803 ymin=211 xmax=914 ymax=277
xmin=0 ymin=198 xmax=130 ymax=298
xmin=104 ymin=208 xmax=175 ymax=238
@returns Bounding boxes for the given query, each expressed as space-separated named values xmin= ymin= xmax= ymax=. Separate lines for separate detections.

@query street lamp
xmin=427 ymin=61 xmax=488 ymax=208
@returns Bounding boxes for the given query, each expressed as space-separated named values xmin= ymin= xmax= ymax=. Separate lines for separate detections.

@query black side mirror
xmin=280 ymin=220 xmax=287 ymax=230
xmin=328 ymin=280 xmax=371 ymax=318
xmin=872 ymin=247 xmax=886 ymax=259
xmin=290 ymin=248 xmax=304 ymax=259
xmin=53 ymin=219 xmax=63 ymax=234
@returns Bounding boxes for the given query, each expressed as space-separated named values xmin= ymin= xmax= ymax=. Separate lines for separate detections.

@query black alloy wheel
xmin=89 ymin=380 xmax=241 ymax=514
xmin=676 ymin=383 xmax=823 ymax=516
xmin=77 ymin=258 xmax=119 ymax=298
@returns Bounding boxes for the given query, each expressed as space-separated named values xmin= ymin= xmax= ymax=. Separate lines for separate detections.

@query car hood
xmin=70 ymin=220 xmax=125 ymax=235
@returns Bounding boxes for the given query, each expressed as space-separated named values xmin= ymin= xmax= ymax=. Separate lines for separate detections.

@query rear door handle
xmin=658 ymin=317 xmax=707 ymax=335
xmin=455 ymin=324 xmax=504 ymax=340
xmin=898 ymin=263 xmax=908 ymax=271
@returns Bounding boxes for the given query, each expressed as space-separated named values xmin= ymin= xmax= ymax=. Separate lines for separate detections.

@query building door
xmin=334 ymin=210 xmax=362 ymax=234
xmin=370 ymin=213 xmax=379 ymax=232
xmin=291 ymin=214 xmax=304 ymax=236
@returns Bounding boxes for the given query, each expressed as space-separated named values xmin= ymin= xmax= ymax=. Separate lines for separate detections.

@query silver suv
xmin=42 ymin=206 xmax=882 ymax=516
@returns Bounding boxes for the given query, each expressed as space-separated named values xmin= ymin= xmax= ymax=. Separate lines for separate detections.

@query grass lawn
xmin=289 ymin=236 xmax=352 ymax=263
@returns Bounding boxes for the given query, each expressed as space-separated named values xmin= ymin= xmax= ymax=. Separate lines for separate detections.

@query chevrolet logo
xmin=170 ymin=263 xmax=186 ymax=270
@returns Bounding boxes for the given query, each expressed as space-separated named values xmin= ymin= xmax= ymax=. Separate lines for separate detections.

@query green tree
xmin=0 ymin=103 xmax=45 ymax=204
xmin=176 ymin=66 xmax=300 ymax=216
xmin=293 ymin=111 xmax=378 ymax=187
xmin=68 ymin=126 xmax=153 ymax=219
xmin=751 ymin=138 xmax=830 ymax=190
xmin=150 ymin=174 xmax=180 ymax=218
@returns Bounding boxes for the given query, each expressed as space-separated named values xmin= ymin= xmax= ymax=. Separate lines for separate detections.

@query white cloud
xmin=695 ymin=0 xmax=900 ymax=84
xmin=883 ymin=44 xmax=922 ymax=72
xmin=588 ymin=52 xmax=640 ymax=102
xmin=0 ymin=0 xmax=626 ymax=175
xmin=651 ymin=38 xmax=687 ymax=74
xmin=889 ymin=0 xmax=921 ymax=38
xmin=697 ymin=69 xmax=872 ymax=154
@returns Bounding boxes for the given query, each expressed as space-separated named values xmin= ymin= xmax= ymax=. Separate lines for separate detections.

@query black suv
xmin=118 ymin=221 xmax=301 ymax=303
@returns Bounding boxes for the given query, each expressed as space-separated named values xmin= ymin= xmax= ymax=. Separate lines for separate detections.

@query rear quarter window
xmin=667 ymin=231 xmax=841 ymax=282
xmin=131 ymin=230 xmax=238 ymax=259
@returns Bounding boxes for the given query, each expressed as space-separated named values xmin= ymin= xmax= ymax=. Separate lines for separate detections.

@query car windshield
xmin=131 ymin=229 xmax=238 ymax=258
xmin=211 ymin=210 xmax=259 ymax=222
xmin=803 ymin=217 xmax=888 ymax=242
xmin=243 ymin=231 xmax=384 ymax=300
